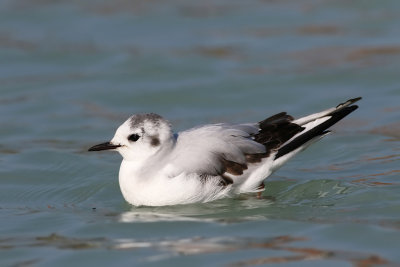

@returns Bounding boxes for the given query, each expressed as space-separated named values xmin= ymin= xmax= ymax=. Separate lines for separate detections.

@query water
xmin=1 ymin=0 xmax=399 ymax=266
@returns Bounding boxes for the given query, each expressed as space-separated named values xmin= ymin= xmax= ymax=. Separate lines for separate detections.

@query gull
xmin=88 ymin=97 xmax=361 ymax=206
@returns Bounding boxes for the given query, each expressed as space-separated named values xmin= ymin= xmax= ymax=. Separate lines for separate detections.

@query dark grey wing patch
xmin=245 ymin=153 xmax=268 ymax=163
xmin=218 ymin=113 xmax=303 ymax=174
xmin=198 ymin=156 xmax=247 ymax=186
xmin=252 ymin=112 xmax=304 ymax=157
xmin=220 ymin=158 xmax=248 ymax=176
xmin=199 ymin=113 xmax=305 ymax=187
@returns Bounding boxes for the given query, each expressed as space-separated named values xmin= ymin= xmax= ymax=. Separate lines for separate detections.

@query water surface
xmin=1 ymin=1 xmax=400 ymax=266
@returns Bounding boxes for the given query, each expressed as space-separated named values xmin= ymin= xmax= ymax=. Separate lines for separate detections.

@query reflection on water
xmin=2 ymin=233 xmax=393 ymax=266
xmin=118 ymin=210 xmax=215 ymax=223
xmin=118 ymin=197 xmax=274 ymax=223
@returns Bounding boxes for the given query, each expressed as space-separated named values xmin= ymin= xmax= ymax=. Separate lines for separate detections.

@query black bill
xmin=88 ymin=142 xmax=121 ymax=151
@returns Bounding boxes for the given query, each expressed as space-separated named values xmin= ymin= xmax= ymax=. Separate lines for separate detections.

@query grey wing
xmin=166 ymin=124 xmax=262 ymax=184
xmin=167 ymin=117 xmax=301 ymax=185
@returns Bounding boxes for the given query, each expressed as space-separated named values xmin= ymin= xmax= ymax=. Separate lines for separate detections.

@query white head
xmin=89 ymin=113 xmax=173 ymax=161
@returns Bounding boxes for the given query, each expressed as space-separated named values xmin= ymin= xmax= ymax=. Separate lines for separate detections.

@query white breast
xmin=118 ymin=160 xmax=231 ymax=206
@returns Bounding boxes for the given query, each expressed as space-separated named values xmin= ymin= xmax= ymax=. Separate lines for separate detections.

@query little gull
xmin=89 ymin=97 xmax=361 ymax=206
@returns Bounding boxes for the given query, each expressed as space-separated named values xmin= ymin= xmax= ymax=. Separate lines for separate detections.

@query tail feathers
xmin=275 ymin=98 xmax=360 ymax=160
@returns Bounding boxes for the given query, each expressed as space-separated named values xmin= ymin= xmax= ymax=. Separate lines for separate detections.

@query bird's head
xmin=88 ymin=113 xmax=173 ymax=161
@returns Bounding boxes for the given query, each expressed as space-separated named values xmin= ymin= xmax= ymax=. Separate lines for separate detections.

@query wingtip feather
xmin=336 ymin=97 xmax=362 ymax=109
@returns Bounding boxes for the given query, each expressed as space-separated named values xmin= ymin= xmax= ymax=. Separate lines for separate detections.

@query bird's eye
xmin=128 ymin=133 xmax=140 ymax=142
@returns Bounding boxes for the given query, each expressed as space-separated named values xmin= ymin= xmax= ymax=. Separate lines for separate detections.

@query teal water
xmin=1 ymin=1 xmax=400 ymax=266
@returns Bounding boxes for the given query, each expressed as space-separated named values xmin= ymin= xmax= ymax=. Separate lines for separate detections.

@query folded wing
xmin=167 ymin=97 xmax=361 ymax=189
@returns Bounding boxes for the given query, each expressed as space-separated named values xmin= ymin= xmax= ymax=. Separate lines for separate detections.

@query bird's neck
xmin=119 ymin=139 xmax=175 ymax=180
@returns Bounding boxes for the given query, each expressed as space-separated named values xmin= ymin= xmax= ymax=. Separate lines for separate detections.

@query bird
xmin=88 ymin=97 xmax=361 ymax=206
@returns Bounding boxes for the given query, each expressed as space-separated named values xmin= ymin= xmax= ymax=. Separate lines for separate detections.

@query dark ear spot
xmin=150 ymin=136 xmax=160 ymax=147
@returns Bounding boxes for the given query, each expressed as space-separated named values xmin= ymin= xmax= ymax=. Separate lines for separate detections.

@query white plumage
xmin=89 ymin=98 xmax=361 ymax=206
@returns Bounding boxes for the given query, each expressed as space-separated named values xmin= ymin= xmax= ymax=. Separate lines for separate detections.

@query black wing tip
xmin=336 ymin=97 xmax=362 ymax=108
xmin=343 ymin=104 xmax=359 ymax=113
xmin=337 ymin=104 xmax=359 ymax=116
xmin=349 ymin=96 xmax=362 ymax=102
xmin=275 ymin=103 xmax=360 ymax=160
